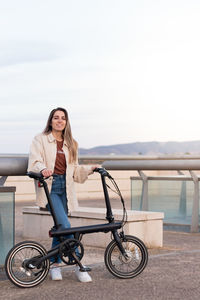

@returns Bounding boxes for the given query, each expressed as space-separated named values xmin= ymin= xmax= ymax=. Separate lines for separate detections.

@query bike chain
xmin=58 ymin=238 xmax=84 ymax=265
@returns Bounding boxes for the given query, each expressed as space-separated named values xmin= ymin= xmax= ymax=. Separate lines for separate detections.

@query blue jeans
xmin=47 ymin=174 xmax=74 ymax=264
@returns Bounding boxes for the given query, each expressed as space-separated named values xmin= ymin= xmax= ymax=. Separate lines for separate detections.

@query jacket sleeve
xmin=73 ymin=150 xmax=93 ymax=183
xmin=27 ymin=135 xmax=47 ymax=173
xmin=73 ymin=165 xmax=93 ymax=183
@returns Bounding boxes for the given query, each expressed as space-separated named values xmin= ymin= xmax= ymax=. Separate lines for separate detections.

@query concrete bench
xmin=23 ymin=206 xmax=164 ymax=248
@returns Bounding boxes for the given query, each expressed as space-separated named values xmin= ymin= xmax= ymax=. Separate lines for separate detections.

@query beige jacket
xmin=27 ymin=132 xmax=92 ymax=213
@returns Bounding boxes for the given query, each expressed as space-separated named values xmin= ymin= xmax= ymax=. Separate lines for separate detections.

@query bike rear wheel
xmin=5 ymin=241 xmax=50 ymax=288
xmin=104 ymin=235 xmax=148 ymax=279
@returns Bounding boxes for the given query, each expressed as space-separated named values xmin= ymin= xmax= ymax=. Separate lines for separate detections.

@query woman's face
xmin=51 ymin=110 xmax=67 ymax=132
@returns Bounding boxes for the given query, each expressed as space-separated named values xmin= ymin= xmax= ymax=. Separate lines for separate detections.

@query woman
xmin=28 ymin=107 xmax=97 ymax=282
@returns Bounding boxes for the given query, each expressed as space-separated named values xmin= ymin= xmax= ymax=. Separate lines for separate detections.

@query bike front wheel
xmin=104 ymin=235 xmax=148 ymax=279
xmin=5 ymin=241 xmax=50 ymax=288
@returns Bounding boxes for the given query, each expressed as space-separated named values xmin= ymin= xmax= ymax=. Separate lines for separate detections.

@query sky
xmin=1 ymin=0 xmax=200 ymax=153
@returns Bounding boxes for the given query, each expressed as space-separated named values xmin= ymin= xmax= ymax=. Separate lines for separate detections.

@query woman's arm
xmin=27 ymin=135 xmax=47 ymax=173
xmin=73 ymin=164 xmax=95 ymax=183
xmin=73 ymin=149 xmax=99 ymax=183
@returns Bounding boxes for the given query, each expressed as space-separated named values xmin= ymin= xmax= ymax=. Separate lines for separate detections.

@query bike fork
xmin=112 ymin=230 xmax=126 ymax=256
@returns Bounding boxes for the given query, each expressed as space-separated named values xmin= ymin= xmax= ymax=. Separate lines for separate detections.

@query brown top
xmin=54 ymin=140 xmax=66 ymax=174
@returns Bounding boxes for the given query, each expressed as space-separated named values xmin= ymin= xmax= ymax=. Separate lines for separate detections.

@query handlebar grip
xmin=93 ymin=167 xmax=111 ymax=177
xmin=93 ymin=168 xmax=102 ymax=173
xmin=27 ymin=171 xmax=44 ymax=180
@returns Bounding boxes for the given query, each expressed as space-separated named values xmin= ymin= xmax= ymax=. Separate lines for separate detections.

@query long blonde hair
xmin=43 ymin=107 xmax=78 ymax=163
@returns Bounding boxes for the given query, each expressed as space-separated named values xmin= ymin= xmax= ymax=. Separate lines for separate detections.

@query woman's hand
xmin=91 ymin=165 xmax=101 ymax=172
xmin=41 ymin=168 xmax=53 ymax=177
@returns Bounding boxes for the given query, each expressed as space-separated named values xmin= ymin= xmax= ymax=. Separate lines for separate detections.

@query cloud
xmin=0 ymin=40 xmax=64 ymax=67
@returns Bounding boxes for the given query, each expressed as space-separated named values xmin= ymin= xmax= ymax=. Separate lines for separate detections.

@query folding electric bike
xmin=5 ymin=168 xmax=148 ymax=288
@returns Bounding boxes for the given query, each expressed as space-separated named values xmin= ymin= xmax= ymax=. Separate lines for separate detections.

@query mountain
xmin=79 ymin=141 xmax=200 ymax=155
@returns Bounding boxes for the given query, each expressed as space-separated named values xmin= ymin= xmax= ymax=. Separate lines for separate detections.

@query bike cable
xmin=106 ymin=177 xmax=128 ymax=228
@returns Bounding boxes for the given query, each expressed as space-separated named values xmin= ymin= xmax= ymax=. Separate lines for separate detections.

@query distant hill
xmin=79 ymin=141 xmax=200 ymax=155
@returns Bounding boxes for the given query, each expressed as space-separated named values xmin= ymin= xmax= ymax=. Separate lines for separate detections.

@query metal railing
xmin=1 ymin=155 xmax=200 ymax=232
xmin=103 ymin=159 xmax=200 ymax=232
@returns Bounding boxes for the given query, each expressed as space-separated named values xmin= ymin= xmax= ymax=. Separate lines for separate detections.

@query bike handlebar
xmin=28 ymin=168 xmax=112 ymax=181
xmin=93 ymin=168 xmax=112 ymax=178
xmin=27 ymin=171 xmax=44 ymax=180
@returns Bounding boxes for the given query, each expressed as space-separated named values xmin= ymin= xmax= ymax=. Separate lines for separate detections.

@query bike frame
xmin=5 ymin=168 xmax=148 ymax=288
xmin=27 ymin=169 xmax=126 ymax=267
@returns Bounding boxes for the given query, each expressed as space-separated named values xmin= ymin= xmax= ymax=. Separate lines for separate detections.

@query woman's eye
xmin=53 ymin=116 xmax=66 ymax=120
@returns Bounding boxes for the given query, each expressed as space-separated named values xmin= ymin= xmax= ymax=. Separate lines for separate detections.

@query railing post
xmin=138 ymin=171 xmax=148 ymax=211
xmin=177 ymin=171 xmax=186 ymax=217
xmin=189 ymin=171 xmax=199 ymax=233
xmin=0 ymin=176 xmax=7 ymax=186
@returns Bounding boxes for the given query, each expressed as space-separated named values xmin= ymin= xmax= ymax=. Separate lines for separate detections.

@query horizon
xmin=80 ymin=139 xmax=200 ymax=149
xmin=2 ymin=138 xmax=200 ymax=155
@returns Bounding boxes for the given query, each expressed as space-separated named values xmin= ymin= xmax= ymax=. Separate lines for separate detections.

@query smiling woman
xmin=27 ymin=107 xmax=98 ymax=282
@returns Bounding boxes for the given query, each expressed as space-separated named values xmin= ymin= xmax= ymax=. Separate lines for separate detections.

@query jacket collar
xmin=47 ymin=132 xmax=56 ymax=143
xmin=47 ymin=132 xmax=68 ymax=147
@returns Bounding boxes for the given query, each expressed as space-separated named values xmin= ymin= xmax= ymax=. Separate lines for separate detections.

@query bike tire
xmin=5 ymin=241 xmax=50 ymax=288
xmin=104 ymin=235 xmax=148 ymax=279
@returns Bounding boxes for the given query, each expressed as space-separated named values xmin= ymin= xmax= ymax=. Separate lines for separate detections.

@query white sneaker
xmin=50 ymin=267 xmax=62 ymax=280
xmin=75 ymin=266 xmax=92 ymax=283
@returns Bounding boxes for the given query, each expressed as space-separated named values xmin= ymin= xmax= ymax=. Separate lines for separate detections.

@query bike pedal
xmin=80 ymin=267 xmax=92 ymax=272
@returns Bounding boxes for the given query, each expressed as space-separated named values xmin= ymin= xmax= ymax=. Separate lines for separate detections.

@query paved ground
xmin=1 ymin=201 xmax=200 ymax=299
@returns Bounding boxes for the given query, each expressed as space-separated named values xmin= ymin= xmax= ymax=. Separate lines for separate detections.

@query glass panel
xmin=131 ymin=178 xmax=196 ymax=226
xmin=131 ymin=179 xmax=142 ymax=210
xmin=148 ymin=180 xmax=193 ymax=224
xmin=0 ymin=192 xmax=14 ymax=266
